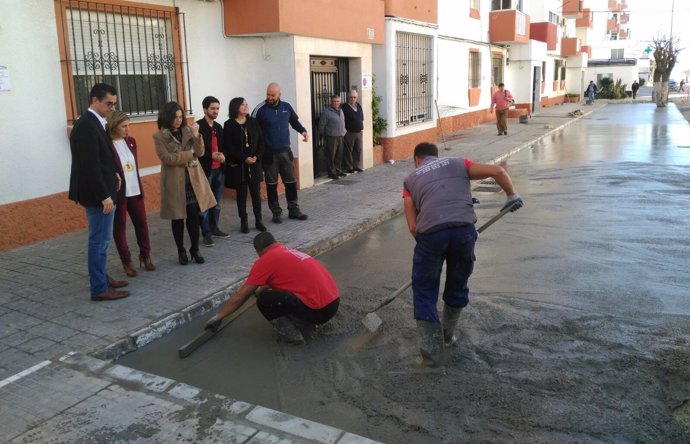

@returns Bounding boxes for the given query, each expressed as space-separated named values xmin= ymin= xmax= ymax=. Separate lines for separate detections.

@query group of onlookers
xmin=69 ymin=82 xmax=364 ymax=301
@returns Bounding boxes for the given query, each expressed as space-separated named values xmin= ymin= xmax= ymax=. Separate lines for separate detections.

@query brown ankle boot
xmin=139 ymin=257 xmax=156 ymax=271
xmin=122 ymin=261 xmax=137 ymax=277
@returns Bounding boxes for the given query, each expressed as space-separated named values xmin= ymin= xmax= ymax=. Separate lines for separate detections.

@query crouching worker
xmin=205 ymin=232 xmax=340 ymax=344
xmin=403 ymin=142 xmax=523 ymax=367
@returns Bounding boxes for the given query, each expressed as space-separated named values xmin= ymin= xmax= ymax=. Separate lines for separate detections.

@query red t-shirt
xmin=246 ymin=243 xmax=339 ymax=309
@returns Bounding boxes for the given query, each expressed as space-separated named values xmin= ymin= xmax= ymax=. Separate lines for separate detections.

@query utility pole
xmin=670 ymin=0 xmax=675 ymax=40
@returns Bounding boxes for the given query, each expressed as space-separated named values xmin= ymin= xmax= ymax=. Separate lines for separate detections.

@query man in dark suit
xmin=69 ymin=83 xmax=129 ymax=301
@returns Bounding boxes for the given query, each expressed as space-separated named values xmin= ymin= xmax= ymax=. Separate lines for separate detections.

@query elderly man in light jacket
xmin=318 ymin=94 xmax=347 ymax=180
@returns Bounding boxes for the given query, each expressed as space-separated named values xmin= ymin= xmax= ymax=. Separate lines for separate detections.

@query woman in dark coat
xmin=223 ymin=97 xmax=266 ymax=233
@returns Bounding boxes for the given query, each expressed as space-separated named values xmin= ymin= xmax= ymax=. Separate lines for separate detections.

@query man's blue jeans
xmin=85 ymin=206 xmax=115 ymax=297
xmin=411 ymin=225 xmax=477 ymax=322
xmin=201 ymin=167 xmax=225 ymax=236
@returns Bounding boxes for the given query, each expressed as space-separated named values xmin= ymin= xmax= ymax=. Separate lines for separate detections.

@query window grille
xmin=396 ymin=32 xmax=433 ymax=128
xmin=611 ymin=48 xmax=624 ymax=59
xmin=57 ymin=0 xmax=191 ymax=122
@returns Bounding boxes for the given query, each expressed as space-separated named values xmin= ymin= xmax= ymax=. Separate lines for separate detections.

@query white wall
xmin=0 ymin=0 xmax=69 ymax=205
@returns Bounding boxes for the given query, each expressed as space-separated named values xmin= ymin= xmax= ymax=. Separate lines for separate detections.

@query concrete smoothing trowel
xmin=361 ymin=202 xmax=519 ymax=333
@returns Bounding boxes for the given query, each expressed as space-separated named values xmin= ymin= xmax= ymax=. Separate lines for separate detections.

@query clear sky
xmin=627 ymin=0 xmax=690 ymax=75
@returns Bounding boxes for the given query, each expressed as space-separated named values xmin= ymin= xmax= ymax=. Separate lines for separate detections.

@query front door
xmin=310 ymin=57 xmax=349 ymax=178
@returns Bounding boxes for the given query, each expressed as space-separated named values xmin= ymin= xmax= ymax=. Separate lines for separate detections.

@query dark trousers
xmin=171 ymin=203 xmax=201 ymax=254
xmin=236 ymin=179 xmax=262 ymax=219
xmin=256 ymin=290 xmax=339 ymax=325
xmin=412 ymin=225 xmax=477 ymax=322
xmin=343 ymin=131 xmax=362 ymax=170
xmin=263 ymin=149 xmax=299 ymax=215
xmin=113 ymin=194 xmax=151 ymax=263
xmin=495 ymin=109 xmax=508 ymax=134
xmin=324 ymin=136 xmax=344 ymax=176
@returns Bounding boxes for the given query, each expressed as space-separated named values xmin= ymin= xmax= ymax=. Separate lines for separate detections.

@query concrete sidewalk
xmin=0 ymin=101 xmax=605 ymax=442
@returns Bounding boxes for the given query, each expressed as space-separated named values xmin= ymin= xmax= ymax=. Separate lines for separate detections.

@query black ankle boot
xmin=255 ymin=218 xmax=267 ymax=232
xmin=178 ymin=250 xmax=189 ymax=265
xmin=240 ymin=217 xmax=249 ymax=234
xmin=189 ymin=249 xmax=205 ymax=264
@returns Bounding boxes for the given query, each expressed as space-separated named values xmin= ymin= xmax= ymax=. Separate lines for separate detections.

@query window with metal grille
xmin=491 ymin=55 xmax=503 ymax=86
xmin=396 ymin=32 xmax=433 ymax=128
xmin=609 ymin=32 xmax=618 ymax=40
xmin=56 ymin=0 xmax=191 ymax=122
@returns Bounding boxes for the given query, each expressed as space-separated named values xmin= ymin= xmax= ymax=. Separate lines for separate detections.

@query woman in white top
xmin=107 ymin=111 xmax=155 ymax=276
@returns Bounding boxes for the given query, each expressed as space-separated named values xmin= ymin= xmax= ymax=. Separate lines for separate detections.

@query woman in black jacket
xmin=224 ymin=97 xmax=266 ymax=233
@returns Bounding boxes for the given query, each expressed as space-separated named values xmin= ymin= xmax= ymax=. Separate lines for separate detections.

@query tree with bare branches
xmin=652 ymin=36 xmax=681 ymax=107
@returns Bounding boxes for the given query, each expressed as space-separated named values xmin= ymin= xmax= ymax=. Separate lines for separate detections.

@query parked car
xmin=669 ymin=79 xmax=678 ymax=91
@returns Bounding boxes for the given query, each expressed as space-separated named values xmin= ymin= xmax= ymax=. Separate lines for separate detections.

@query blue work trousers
xmin=201 ymin=167 xmax=224 ymax=236
xmin=412 ymin=225 xmax=477 ymax=322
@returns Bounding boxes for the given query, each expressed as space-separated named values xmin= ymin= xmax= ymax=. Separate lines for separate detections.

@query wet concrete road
xmin=119 ymin=103 xmax=690 ymax=443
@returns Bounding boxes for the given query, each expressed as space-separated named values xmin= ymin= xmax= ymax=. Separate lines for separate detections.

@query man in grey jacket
xmin=317 ymin=95 xmax=347 ymax=180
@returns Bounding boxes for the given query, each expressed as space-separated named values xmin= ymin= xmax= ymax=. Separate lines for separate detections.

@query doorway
xmin=310 ymin=57 xmax=349 ymax=178
xmin=532 ymin=65 xmax=542 ymax=114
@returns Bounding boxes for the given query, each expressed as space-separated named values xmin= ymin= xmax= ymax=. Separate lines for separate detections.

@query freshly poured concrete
xmin=120 ymin=104 xmax=690 ymax=443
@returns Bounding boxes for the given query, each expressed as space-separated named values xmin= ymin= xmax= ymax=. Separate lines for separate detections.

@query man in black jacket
xmin=341 ymin=89 xmax=365 ymax=173
xmin=69 ymin=83 xmax=129 ymax=301
xmin=197 ymin=96 xmax=229 ymax=247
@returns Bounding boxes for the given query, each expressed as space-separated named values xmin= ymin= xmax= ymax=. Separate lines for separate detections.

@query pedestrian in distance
xmin=490 ymin=83 xmax=513 ymax=136
xmin=107 ymin=111 xmax=155 ymax=277
xmin=402 ymin=142 xmax=523 ymax=367
xmin=197 ymin=96 xmax=230 ymax=248
xmin=252 ymin=82 xmax=309 ymax=223
xmin=224 ymin=97 xmax=266 ymax=234
xmin=68 ymin=82 xmax=129 ymax=301
xmin=586 ymin=80 xmax=597 ymax=103
xmin=205 ymin=232 xmax=340 ymax=345
xmin=341 ymin=89 xmax=365 ymax=173
xmin=317 ymin=94 xmax=347 ymax=180
xmin=631 ymin=80 xmax=639 ymax=99
xmin=154 ymin=102 xmax=217 ymax=265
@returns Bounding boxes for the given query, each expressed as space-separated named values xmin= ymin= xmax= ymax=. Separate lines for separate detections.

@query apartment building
xmin=583 ymin=0 xmax=639 ymax=88
xmin=1 ymin=0 xmax=594 ymax=249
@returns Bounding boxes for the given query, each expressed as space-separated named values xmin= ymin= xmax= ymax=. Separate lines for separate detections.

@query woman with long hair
xmin=154 ymin=102 xmax=216 ymax=265
xmin=107 ymin=111 xmax=155 ymax=276
xmin=223 ymin=97 xmax=266 ymax=233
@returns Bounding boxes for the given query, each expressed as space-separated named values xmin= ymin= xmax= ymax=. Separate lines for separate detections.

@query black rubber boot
xmin=416 ymin=320 xmax=445 ymax=367
xmin=285 ymin=183 xmax=307 ymax=220
xmin=266 ymin=184 xmax=281 ymax=222
xmin=442 ymin=304 xmax=463 ymax=346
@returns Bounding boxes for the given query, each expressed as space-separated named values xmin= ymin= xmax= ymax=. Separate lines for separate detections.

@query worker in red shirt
xmin=205 ymin=232 xmax=340 ymax=344
xmin=490 ymin=83 xmax=513 ymax=136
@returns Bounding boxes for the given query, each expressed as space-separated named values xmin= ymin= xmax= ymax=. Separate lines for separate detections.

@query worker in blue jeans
xmin=402 ymin=142 xmax=523 ymax=366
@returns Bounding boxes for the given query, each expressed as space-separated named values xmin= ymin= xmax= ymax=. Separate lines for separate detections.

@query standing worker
xmin=402 ymin=142 xmax=523 ymax=367
xmin=631 ymin=80 xmax=640 ymax=99
xmin=490 ymin=83 xmax=513 ymax=136
xmin=205 ymin=232 xmax=340 ymax=344
xmin=252 ymin=83 xmax=309 ymax=223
